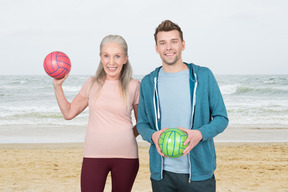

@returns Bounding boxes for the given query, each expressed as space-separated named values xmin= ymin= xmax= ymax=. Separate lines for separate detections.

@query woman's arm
xmin=132 ymin=104 xmax=139 ymax=137
xmin=53 ymin=75 xmax=88 ymax=120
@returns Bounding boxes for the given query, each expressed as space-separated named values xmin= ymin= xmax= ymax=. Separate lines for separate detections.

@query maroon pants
xmin=81 ymin=158 xmax=139 ymax=192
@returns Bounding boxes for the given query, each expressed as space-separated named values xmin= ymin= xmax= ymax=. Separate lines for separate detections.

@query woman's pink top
xmin=79 ymin=77 xmax=140 ymax=158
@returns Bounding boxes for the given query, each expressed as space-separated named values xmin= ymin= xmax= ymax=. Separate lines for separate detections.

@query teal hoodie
xmin=137 ymin=63 xmax=229 ymax=182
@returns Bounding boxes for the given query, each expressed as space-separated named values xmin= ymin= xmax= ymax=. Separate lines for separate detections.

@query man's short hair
xmin=154 ymin=20 xmax=184 ymax=44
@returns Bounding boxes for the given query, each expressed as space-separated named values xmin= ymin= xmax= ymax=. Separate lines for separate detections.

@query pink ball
xmin=43 ymin=51 xmax=71 ymax=79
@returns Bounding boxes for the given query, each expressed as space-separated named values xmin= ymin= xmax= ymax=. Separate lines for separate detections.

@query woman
xmin=53 ymin=35 xmax=140 ymax=192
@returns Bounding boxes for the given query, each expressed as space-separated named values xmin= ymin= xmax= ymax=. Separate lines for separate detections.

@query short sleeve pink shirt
xmin=79 ymin=77 xmax=140 ymax=158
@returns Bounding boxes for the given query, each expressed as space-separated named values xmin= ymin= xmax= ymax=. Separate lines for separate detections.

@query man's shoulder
xmin=186 ymin=62 xmax=212 ymax=75
xmin=141 ymin=67 xmax=161 ymax=82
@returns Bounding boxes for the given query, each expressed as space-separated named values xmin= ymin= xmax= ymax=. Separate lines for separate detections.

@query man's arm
xmin=136 ymin=80 xmax=156 ymax=144
xmin=198 ymin=69 xmax=229 ymax=141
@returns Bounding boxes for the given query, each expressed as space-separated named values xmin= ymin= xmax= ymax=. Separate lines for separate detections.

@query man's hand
xmin=152 ymin=128 xmax=169 ymax=157
xmin=178 ymin=126 xmax=203 ymax=157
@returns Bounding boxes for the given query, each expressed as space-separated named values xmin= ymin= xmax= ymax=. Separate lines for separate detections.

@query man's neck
xmin=162 ymin=60 xmax=188 ymax=73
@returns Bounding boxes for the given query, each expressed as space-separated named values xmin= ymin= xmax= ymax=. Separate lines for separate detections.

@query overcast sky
xmin=1 ymin=0 xmax=287 ymax=75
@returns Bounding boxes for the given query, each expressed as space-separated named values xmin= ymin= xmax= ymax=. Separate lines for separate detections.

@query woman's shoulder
xmin=82 ymin=76 xmax=98 ymax=91
xmin=128 ymin=78 xmax=140 ymax=90
xmin=129 ymin=78 xmax=140 ymax=85
xmin=82 ymin=76 xmax=94 ymax=84
xmin=88 ymin=76 xmax=95 ymax=81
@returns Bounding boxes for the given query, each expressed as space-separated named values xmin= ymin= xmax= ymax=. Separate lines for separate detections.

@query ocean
xmin=0 ymin=74 xmax=287 ymax=143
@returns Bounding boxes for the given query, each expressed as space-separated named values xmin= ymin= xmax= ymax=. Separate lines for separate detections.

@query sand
xmin=0 ymin=142 xmax=287 ymax=192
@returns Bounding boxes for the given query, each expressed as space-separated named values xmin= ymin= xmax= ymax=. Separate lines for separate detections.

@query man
xmin=137 ymin=20 xmax=229 ymax=192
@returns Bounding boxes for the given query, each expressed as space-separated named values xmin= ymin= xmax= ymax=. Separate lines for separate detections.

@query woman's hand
xmin=53 ymin=74 xmax=69 ymax=88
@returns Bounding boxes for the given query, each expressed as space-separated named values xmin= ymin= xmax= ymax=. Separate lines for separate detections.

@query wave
xmin=220 ymin=84 xmax=288 ymax=96
xmin=0 ymin=119 xmax=87 ymax=126
xmin=62 ymin=85 xmax=82 ymax=92
xmin=220 ymin=84 xmax=238 ymax=95
xmin=0 ymin=106 xmax=89 ymax=117
xmin=0 ymin=111 xmax=88 ymax=126
xmin=235 ymin=86 xmax=288 ymax=96
xmin=14 ymin=112 xmax=65 ymax=119
xmin=1 ymin=74 xmax=288 ymax=127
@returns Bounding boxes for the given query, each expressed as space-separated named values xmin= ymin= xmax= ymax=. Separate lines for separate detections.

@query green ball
xmin=159 ymin=128 xmax=188 ymax=158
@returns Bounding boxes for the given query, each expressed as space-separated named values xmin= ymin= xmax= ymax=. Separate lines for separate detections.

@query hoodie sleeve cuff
xmin=198 ymin=127 xmax=208 ymax=141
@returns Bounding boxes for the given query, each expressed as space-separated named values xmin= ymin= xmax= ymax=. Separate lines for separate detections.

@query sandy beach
xmin=0 ymin=142 xmax=287 ymax=192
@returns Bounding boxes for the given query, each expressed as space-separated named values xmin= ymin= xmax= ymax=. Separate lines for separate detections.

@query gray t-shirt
xmin=158 ymin=68 xmax=191 ymax=174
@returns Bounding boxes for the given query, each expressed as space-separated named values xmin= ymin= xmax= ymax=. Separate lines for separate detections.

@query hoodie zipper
xmin=154 ymin=77 xmax=164 ymax=180
xmin=153 ymin=77 xmax=160 ymax=131
xmin=188 ymin=73 xmax=198 ymax=182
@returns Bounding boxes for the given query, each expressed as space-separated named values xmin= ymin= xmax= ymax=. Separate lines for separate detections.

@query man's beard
xmin=163 ymin=55 xmax=179 ymax=66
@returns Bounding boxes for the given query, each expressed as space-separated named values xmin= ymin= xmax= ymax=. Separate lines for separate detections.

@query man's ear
xmin=182 ymin=40 xmax=186 ymax=51
xmin=155 ymin=44 xmax=159 ymax=54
